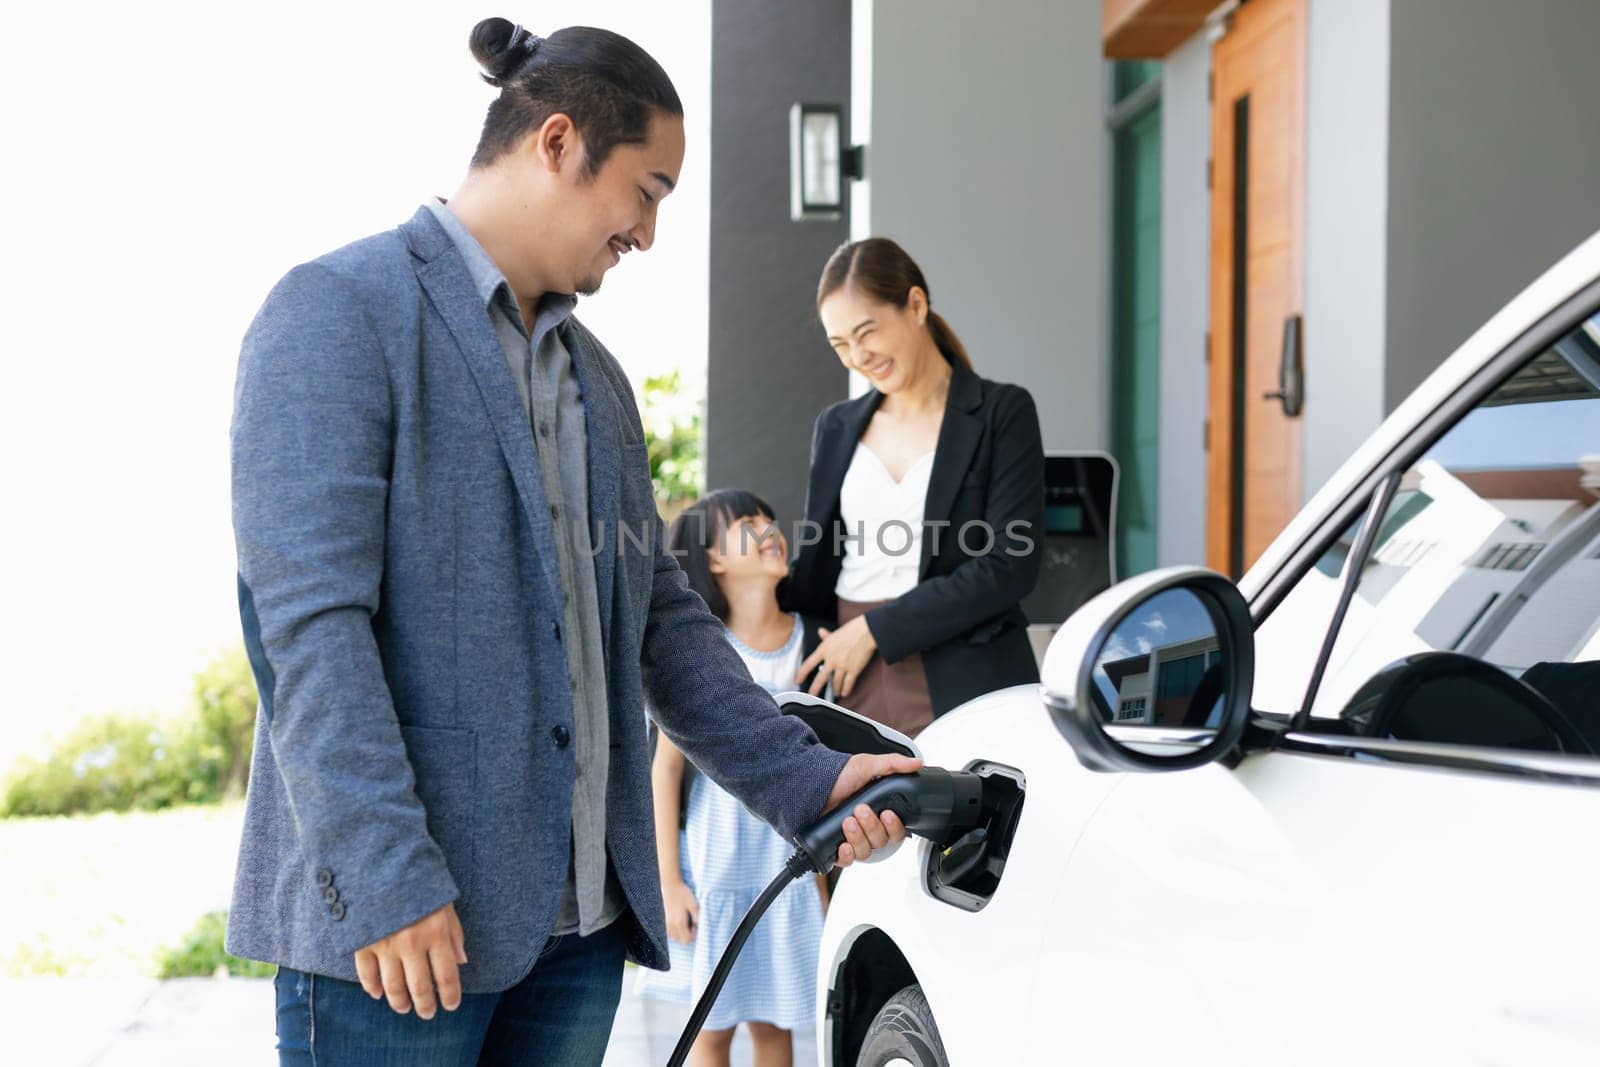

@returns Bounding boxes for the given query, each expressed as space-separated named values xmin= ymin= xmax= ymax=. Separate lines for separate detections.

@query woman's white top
xmin=834 ymin=442 xmax=935 ymax=602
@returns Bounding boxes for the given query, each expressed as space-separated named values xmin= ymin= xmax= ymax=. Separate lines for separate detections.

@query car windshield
xmin=1305 ymin=311 xmax=1600 ymax=720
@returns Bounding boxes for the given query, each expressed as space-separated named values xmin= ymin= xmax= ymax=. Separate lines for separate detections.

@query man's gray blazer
xmin=226 ymin=207 xmax=849 ymax=992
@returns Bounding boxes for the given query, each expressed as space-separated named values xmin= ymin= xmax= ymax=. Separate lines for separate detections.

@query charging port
xmin=924 ymin=761 xmax=1025 ymax=911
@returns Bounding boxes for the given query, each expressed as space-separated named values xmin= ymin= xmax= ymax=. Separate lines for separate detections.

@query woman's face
xmin=708 ymin=513 xmax=788 ymax=581
xmin=819 ymin=284 xmax=933 ymax=395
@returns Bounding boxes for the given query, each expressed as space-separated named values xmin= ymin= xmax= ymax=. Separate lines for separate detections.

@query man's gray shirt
xmin=426 ymin=199 xmax=622 ymax=936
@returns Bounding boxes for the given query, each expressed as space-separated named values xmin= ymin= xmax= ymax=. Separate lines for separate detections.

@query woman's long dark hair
xmin=668 ymin=489 xmax=777 ymax=622
xmin=816 ymin=237 xmax=974 ymax=371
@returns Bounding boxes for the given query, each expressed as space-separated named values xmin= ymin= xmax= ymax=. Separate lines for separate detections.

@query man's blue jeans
xmin=274 ymin=922 xmax=627 ymax=1065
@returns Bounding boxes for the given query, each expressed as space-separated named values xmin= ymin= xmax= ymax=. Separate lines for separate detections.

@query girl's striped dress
xmin=634 ymin=614 xmax=825 ymax=1030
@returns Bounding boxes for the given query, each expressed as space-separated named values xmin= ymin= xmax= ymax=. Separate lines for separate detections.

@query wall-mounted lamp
xmin=789 ymin=102 xmax=865 ymax=222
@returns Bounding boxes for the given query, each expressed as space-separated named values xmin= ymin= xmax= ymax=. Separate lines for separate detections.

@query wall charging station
xmin=1021 ymin=451 xmax=1119 ymax=663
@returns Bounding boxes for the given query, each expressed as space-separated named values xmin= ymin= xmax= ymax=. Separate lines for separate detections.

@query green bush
xmin=189 ymin=647 xmax=258 ymax=801
xmin=640 ymin=369 xmax=705 ymax=510
xmin=1 ymin=648 xmax=258 ymax=818
xmin=1 ymin=713 xmax=193 ymax=817
xmin=156 ymin=911 xmax=275 ymax=979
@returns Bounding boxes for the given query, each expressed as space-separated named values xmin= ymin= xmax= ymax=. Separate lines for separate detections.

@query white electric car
xmin=817 ymin=230 xmax=1600 ymax=1066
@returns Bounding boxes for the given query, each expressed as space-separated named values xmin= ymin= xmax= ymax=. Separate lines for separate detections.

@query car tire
xmin=857 ymin=983 xmax=949 ymax=1067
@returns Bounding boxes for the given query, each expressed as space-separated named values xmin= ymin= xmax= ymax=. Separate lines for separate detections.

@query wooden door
xmin=1206 ymin=0 xmax=1305 ymax=578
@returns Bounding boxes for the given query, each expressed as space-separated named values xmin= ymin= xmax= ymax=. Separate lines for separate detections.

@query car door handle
xmin=1263 ymin=313 xmax=1305 ymax=417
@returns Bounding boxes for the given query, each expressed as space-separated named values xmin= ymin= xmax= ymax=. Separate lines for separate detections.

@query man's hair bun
xmin=464 ymin=20 xmax=683 ymax=173
xmin=470 ymin=17 xmax=541 ymax=88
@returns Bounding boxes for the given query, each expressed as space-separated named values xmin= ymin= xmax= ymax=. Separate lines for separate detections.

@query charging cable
xmin=666 ymin=768 xmax=985 ymax=1066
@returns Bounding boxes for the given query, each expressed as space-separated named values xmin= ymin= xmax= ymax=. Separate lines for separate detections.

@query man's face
xmin=551 ymin=112 xmax=685 ymax=296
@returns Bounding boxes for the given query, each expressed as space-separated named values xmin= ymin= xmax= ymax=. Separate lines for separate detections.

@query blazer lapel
xmin=405 ymin=209 xmax=562 ymax=601
xmin=562 ymin=326 xmax=620 ymax=641
xmin=920 ymin=363 xmax=984 ymax=577
xmin=813 ymin=391 xmax=883 ymax=525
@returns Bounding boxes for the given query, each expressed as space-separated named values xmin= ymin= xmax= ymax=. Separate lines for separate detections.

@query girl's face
xmin=708 ymin=513 xmax=788 ymax=582
xmin=819 ymin=283 xmax=934 ymax=395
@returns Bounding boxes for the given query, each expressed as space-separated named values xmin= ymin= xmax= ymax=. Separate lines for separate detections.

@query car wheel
xmin=857 ymin=983 xmax=948 ymax=1067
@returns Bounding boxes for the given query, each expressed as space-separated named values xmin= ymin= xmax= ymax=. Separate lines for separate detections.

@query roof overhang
xmin=1103 ymin=0 xmax=1218 ymax=58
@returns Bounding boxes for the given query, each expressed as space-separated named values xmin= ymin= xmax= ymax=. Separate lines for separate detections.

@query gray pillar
xmin=1385 ymin=0 xmax=1600 ymax=411
xmin=707 ymin=0 xmax=851 ymax=526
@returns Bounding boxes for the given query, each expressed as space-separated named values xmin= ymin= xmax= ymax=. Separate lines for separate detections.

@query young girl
xmin=637 ymin=489 xmax=826 ymax=1067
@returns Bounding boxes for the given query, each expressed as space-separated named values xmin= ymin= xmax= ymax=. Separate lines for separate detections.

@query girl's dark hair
xmin=468 ymin=18 xmax=683 ymax=174
xmin=817 ymin=237 xmax=974 ymax=371
xmin=668 ymin=489 xmax=778 ymax=622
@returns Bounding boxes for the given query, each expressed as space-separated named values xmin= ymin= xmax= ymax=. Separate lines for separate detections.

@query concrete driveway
xmin=6 ymin=973 xmax=817 ymax=1066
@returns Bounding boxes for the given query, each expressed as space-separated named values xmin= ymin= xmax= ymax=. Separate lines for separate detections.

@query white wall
xmin=1156 ymin=34 xmax=1213 ymax=566
xmin=0 ymin=0 xmax=711 ymax=771
xmin=861 ymin=0 xmax=1107 ymax=451
xmin=1302 ymin=0 xmax=1390 ymax=498
xmin=1385 ymin=0 xmax=1600 ymax=409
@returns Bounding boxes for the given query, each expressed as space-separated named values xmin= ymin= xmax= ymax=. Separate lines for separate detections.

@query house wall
xmin=1301 ymin=0 xmax=1390 ymax=499
xmin=1385 ymin=0 xmax=1600 ymax=409
xmin=862 ymin=0 xmax=1108 ymax=452
xmin=705 ymin=0 xmax=852 ymax=524
xmin=715 ymin=0 xmax=1600 ymax=582
xmin=1156 ymin=32 xmax=1212 ymax=565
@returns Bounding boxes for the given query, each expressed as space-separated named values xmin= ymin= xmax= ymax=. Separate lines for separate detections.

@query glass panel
xmin=1297 ymin=313 xmax=1600 ymax=749
xmin=1091 ymin=589 xmax=1225 ymax=729
xmin=1110 ymin=100 xmax=1162 ymax=576
xmin=1113 ymin=59 xmax=1162 ymax=101
xmin=1252 ymin=512 xmax=1360 ymax=715
xmin=800 ymin=110 xmax=841 ymax=208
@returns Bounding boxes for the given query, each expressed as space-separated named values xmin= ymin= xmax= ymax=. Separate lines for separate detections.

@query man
xmin=228 ymin=20 xmax=915 ymax=1064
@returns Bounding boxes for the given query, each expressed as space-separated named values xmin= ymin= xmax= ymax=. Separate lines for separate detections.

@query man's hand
xmin=354 ymin=902 xmax=467 ymax=1019
xmin=823 ymin=752 xmax=923 ymax=869
xmin=662 ymin=880 xmax=700 ymax=944
xmin=798 ymin=615 xmax=879 ymax=697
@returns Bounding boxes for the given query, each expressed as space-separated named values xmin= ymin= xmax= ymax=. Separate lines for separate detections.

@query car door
xmin=1043 ymin=297 xmax=1600 ymax=1064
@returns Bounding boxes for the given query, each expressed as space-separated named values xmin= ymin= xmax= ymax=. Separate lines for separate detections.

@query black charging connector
xmin=792 ymin=768 xmax=986 ymax=874
xmin=665 ymin=768 xmax=987 ymax=1067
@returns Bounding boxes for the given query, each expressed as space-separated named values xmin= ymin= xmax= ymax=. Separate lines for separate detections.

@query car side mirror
xmin=776 ymin=691 xmax=923 ymax=760
xmin=1041 ymin=567 xmax=1254 ymax=773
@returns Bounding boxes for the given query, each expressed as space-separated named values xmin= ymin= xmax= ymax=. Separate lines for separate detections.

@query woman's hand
xmin=798 ymin=615 xmax=879 ymax=697
xmin=662 ymin=879 xmax=699 ymax=944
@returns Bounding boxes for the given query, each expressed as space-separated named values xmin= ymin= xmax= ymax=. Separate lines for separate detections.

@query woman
xmin=787 ymin=238 xmax=1045 ymax=736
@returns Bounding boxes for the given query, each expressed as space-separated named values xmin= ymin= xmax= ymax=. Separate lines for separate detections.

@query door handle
xmin=1263 ymin=313 xmax=1305 ymax=417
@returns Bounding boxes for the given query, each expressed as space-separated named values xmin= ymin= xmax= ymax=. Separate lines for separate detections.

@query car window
xmin=1261 ymin=311 xmax=1600 ymax=750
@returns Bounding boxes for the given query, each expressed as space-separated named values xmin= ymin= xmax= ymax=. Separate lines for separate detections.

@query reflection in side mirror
xmin=1090 ymin=588 xmax=1228 ymax=729
xmin=1042 ymin=567 xmax=1255 ymax=774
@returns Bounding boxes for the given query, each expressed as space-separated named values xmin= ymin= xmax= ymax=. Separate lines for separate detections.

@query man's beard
xmin=576 ymin=273 xmax=603 ymax=297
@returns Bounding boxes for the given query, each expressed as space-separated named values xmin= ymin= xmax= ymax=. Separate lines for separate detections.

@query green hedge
xmin=640 ymin=369 xmax=704 ymax=509
xmin=1 ymin=648 xmax=258 ymax=818
xmin=156 ymin=911 xmax=275 ymax=979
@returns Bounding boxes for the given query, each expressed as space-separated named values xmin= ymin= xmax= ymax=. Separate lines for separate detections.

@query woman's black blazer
xmin=782 ymin=361 xmax=1045 ymax=717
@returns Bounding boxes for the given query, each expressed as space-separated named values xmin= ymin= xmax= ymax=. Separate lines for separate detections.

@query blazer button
xmin=315 ymin=868 xmax=334 ymax=888
xmin=330 ymin=901 xmax=346 ymax=921
xmin=551 ymin=724 xmax=571 ymax=749
xmin=323 ymin=886 xmax=340 ymax=905
xmin=552 ymin=622 xmax=562 ymax=641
